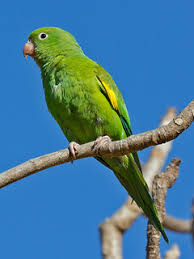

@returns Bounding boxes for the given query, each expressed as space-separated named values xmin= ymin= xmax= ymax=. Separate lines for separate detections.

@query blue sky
xmin=0 ymin=0 xmax=193 ymax=258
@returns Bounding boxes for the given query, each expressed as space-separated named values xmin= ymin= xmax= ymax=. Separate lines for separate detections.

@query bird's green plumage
xmin=27 ymin=27 xmax=168 ymax=243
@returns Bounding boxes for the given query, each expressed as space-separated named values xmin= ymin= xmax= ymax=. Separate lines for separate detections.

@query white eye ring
xmin=38 ymin=32 xmax=48 ymax=40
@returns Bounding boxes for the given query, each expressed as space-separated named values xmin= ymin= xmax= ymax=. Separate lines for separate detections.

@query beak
xmin=23 ymin=41 xmax=35 ymax=59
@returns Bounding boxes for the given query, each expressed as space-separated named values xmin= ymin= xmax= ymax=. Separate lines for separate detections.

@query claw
xmin=68 ymin=141 xmax=79 ymax=161
xmin=94 ymin=135 xmax=111 ymax=153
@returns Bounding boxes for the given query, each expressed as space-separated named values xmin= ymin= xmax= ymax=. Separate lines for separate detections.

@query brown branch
xmin=99 ymin=221 xmax=123 ymax=259
xmin=164 ymin=245 xmax=180 ymax=259
xmin=146 ymin=158 xmax=181 ymax=259
xmin=143 ymin=107 xmax=176 ymax=187
xmin=163 ymin=215 xmax=192 ymax=233
xmin=0 ymin=101 xmax=193 ymax=189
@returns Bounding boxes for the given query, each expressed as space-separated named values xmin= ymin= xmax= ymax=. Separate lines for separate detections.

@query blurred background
xmin=0 ymin=0 xmax=193 ymax=258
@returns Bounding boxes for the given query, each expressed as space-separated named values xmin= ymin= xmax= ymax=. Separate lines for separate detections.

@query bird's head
xmin=23 ymin=27 xmax=83 ymax=66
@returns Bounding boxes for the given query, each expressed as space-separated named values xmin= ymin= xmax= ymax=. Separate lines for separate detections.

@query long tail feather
xmin=109 ymin=155 xmax=169 ymax=243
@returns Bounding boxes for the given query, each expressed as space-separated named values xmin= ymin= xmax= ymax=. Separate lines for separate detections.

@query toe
xmin=94 ymin=135 xmax=111 ymax=152
xmin=68 ymin=141 xmax=79 ymax=160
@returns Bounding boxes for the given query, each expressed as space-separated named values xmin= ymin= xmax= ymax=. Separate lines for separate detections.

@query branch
xmin=164 ymin=245 xmax=180 ymax=259
xmin=143 ymin=107 xmax=176 ymax=187
xmin=0 ymin=101 xmax=193 ymax=189
xmin=163 ymin=215 xmax=192 ymax=233
xmin=146 ymin=158 xmax=181 ymax=259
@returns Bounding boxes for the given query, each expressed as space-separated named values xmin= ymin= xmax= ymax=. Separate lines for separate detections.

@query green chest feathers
xmin=42 ymin=71 xmax=103 ymax=143
xmin=43 ymin=72 xmax=83 ymax=120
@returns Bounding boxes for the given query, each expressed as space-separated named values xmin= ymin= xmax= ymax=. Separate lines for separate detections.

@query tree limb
xmin=0 ymin=101 xmax=193 ymax=189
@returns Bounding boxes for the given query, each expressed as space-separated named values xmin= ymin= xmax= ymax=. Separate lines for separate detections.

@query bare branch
xmin=163 ymin=215 xmax=192 ymax=233
xmin=146 ymin=158 xmax=181 ymax=259
xmin=0 ymin=101 xmax=193 ymax=189
xmin=143 ymin=108 xmax=176 ymax=187
xmin=164 ymin=244 xmax=180 ymax=259
xmin=99 ymin=221 xmax=123 ymax=259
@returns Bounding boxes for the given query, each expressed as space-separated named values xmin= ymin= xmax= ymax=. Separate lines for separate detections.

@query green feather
xmin=27 ymin=27 xmax=169 ymax=243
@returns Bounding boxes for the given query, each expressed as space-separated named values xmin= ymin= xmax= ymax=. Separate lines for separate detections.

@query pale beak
xmin=23 ymin=41 xmax=35 ymax=59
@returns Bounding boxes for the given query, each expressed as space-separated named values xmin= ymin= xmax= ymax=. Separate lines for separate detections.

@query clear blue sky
xmin=0 ymin=0 xmax=193 ymax=258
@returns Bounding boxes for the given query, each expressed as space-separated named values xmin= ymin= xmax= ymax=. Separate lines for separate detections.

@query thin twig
xmin=143 ymin=108 xmax=176 ymax=187
xmin=0 ymin=101 xmax=193 ymax=189
xmin=163 ymin=215 xmax=192 ymax=233
xmin=164 ymin=244 xmax=180 ymax=259
xmin=146 ymin=158 xmax=181 ymax=259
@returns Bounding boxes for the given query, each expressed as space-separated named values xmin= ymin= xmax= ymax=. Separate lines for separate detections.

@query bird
xmin=23 ymin=27 xmax=168 ymax=243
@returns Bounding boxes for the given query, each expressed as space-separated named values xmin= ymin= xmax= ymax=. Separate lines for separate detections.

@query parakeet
xmin=23 ymin=27 xmax=168 ymax=243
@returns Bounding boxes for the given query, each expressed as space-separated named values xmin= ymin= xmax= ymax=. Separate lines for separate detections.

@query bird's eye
xmin=38 ymin=33 xmax=48 ymax=40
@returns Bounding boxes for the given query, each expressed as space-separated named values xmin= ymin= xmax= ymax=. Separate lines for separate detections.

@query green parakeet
xmin=23 ymin=27 xmax=168 ymax=243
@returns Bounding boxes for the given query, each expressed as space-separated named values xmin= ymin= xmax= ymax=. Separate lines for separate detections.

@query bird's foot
xmin=68 ymin=141 xmax=79 ymax=162
xmin=94 ymin=135 xmax=111 ymax=153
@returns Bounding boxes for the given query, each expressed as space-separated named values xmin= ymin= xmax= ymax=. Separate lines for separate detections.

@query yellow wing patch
xmin=98 ymin=79 xmax=118 ymax=110
xmin=103 ymin=82 xmax=118 ymax=110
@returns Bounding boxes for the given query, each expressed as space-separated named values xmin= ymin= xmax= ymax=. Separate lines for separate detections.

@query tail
xmin=112 ymin=154 xmax=169 ymax=243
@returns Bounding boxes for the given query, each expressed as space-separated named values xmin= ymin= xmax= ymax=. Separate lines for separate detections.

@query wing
xmin=95 ymin=65 xmax=142 ymax=173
